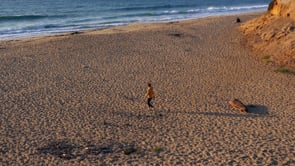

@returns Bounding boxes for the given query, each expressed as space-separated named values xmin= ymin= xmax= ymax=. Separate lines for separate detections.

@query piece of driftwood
xmin=229 ymin=99 xmax=248 ymax=112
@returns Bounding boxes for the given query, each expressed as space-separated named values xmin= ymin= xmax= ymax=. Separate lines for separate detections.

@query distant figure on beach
xmin=144 ymin=83 xmax=155 ymax=108
xmin=236 ymin=17 xmax=241 ymax=23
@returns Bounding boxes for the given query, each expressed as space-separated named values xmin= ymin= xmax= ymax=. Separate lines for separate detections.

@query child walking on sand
xmin=144 ymin=83 xmax=155 ymax=108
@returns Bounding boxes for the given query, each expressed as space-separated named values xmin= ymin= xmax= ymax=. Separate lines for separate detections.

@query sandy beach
xmin=0 ymin=12 xmax=295 ymax=165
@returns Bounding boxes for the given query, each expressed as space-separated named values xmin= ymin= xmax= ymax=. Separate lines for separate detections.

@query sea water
xmin=0 ymin=0 xmax=270 ymax=40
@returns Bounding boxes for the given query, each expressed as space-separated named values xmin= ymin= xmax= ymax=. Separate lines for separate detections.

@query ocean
xmin=0 ymin=0 xmax=270 ymax=40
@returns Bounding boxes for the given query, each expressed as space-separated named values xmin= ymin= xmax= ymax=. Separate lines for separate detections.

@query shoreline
xmin=0 ymin=11 xmax=265 ymax=43
xmin=1 ymin=11 xmax=294 ymax=165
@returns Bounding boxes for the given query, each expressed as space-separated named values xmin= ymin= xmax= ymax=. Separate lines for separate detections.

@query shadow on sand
xmin=112 ymin=111 xmax=164 ymax=120
xmin=195 ymin=104 xmax=271 ymax=118
xmin=246 ymin=104 xmax=269 ymax=115
xmin=37 ymin=140 xmax=138 ymax=160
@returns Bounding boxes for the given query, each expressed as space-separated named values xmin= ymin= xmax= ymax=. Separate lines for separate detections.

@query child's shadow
xmin=247 ymin=105 xmax=269 ymax=115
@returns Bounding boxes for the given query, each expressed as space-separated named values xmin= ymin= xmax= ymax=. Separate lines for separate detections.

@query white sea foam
xmin=0 ymin=0 xmax=269 ymax=40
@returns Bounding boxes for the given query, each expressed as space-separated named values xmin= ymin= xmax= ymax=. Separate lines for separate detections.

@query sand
xmin=0 ymin=12 xmax=294 ymax=165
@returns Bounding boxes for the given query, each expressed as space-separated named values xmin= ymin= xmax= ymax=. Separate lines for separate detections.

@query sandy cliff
xmin=240 ymin=0 xmax=295 ymax=69
xmin=268 ymin=0 xmax=295 ymax=19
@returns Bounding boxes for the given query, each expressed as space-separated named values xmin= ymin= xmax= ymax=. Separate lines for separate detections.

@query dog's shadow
xmin=247 ymin=105 xmax=269 ymax=115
